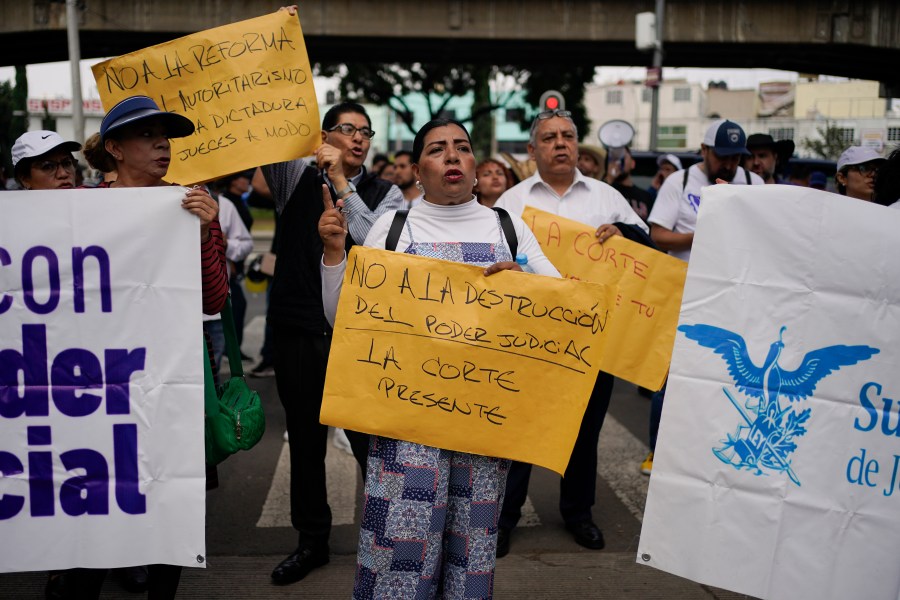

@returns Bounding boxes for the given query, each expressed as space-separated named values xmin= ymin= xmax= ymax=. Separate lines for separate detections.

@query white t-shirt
xmin=495 ymin=169 xmax=648 ymax=233
xmin=647 ymin=164 xmax=764 ymax=262
xmin=891 ymin=200 xmax=900 ymax=210
xmin=321 ymin=198 xmax=560 ymax=327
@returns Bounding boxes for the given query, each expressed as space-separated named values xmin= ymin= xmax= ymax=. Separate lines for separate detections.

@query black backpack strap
xmin=385 ymin=210 xmax=409 ymax=252
xmin=744 ymin=167 xmax=751 ymax=185
xmin=492 ymin=207 xmax=518 ymax=258
xmin=682 ymin=167 xmax=690 ymax=191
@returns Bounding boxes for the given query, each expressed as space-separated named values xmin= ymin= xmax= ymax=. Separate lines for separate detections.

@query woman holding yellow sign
xmin=319 ymin=119 xmax=557 ymax=599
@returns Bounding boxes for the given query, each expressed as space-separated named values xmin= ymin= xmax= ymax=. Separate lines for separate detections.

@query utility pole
xmin=648 ymin=0 xmax=665 ymax=152
xmin=66 ymin=0 xmax=84 ymax=146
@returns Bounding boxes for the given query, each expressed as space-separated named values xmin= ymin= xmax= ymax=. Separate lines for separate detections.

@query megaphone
xmin=598 ymin=120 xmax=636 ymax=178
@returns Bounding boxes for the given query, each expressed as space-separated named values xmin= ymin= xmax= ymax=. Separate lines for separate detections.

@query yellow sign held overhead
xmin=321 ymin=247 xmax=617 ymax=475
xmin=522 ymin=207 xmax=687 ymax=390
xmin=92 ymin=11 xmax=320 ymax=185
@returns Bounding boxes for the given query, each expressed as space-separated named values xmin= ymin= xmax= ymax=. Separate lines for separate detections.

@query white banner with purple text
xmin=0 ymin=188 xmax=206 ymax=571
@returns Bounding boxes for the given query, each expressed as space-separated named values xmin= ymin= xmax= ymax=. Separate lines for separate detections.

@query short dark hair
xmin=412 ymin=118 xmax=472 ymax=163
xmin=874 ymin=147 xmax=900 ymax=206
xmin=322 ymin=102 xmax=371 ymax=131
xmin=394 ymin=150 xmax=413 ymax=162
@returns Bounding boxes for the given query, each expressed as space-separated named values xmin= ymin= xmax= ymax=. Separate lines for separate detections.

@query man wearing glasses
xmin=495 ymin=109 xmax=650 ymax=556
xmin=263 ymin=102 xmax=403 ymax=586
xmin=835 ymin=146 xmax=886 ymax=201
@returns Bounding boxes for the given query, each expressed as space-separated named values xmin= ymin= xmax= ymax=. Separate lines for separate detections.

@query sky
xmin=0 ymin=60 xmax=828 ymax=101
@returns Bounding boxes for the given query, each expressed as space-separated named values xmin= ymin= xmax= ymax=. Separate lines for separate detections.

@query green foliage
xmin=315 ymin=62 xmax=594 ymax=155
xmin=801 ymin=121 xmax=852 ymax=161
xmin=517 ymin=64 xmax=593 ymax=143
xmin=0 ymin=65 xmax=28 ymax=179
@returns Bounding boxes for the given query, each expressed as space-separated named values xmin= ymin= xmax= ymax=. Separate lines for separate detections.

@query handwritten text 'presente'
xmin=321 ymin=247 xmax=617 ymax=475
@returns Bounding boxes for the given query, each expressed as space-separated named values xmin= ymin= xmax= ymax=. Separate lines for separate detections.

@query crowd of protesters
xmin=7 ymin=13 xmax=900 ymax=598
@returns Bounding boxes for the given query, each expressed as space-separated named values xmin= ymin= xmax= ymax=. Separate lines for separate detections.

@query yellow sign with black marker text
xmin=321 ymin=247 xmax=616 ymax=474
xmin=92 ymin=11 xmax=319 ymax=185
xmin=522 ymin=207 xmax=687 ymax=390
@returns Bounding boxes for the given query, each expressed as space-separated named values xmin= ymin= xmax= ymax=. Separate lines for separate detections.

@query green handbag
xmin=204 ymin=297 xmax=266 ymax=466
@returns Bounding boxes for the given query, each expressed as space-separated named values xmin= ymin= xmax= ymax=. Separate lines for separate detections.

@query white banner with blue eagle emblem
xmin=638 ymin=184 xmax=900 ymax=600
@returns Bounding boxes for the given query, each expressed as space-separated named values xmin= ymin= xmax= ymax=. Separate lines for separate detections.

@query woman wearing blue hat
xmin=68 ymin=96 xmax=229 ymax=599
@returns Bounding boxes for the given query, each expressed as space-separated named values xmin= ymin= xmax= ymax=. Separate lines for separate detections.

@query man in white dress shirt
xmin=495 ymin=109 xmax=650 ymax=556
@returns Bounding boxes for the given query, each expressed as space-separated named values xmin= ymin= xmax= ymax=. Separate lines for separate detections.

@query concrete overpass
xmin=3 ymin=0 xmax=900 ymax=89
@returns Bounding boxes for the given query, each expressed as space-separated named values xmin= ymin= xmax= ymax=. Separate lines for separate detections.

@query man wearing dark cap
xmin=744 ymin=133 xmax=795 ymax=185
xmin=641 ymin=119 xmax=763 ymax=475
xmin=648 ymin=119 xmax=763 ymax=262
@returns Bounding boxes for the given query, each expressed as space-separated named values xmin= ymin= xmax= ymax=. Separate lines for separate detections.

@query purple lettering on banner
xmin=0 ymin=324 xmax=50 ymax=418
xmin=72 ymin=246 xmax=112 ymax=314
xmin=22 ymin=246 xmax=60 ymax=315
xmin=51 ymin=348 xmax=103 ymax=418
xmin=28 ymin=450 xmax=54 ymax=517
xmin=104 ymin=348 xmax=146 ymax=415
xmin=0 ymin=451 xmax=25 ymax=520
xmin=114 ymin=424 xmax=146 ymax=514
xmin=0 ymin=247 xmax=11 ymax=315
xmin=60 ymin=448 xmax=110 ymax=516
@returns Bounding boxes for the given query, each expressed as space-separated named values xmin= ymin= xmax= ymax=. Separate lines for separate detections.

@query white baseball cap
xmin=656 ymin=153 xmax=683 ymax=171
xmin=836 ymin=146 xmax=885 ymax=172
xmin=12 ymin=130 xmax=81 ymax=167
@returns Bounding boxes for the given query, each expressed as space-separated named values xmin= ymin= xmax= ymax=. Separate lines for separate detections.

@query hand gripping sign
xmin=320 ymin=247 xmax=616 ymax=475
xmin=0 ymin=189 xmax=205 ymax=572
xmin=92 ymin=10 xmax=320 ymax=185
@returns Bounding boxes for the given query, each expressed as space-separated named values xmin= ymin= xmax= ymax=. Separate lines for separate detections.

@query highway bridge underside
xmin=4 ymin=31 xmax=900 ymax=91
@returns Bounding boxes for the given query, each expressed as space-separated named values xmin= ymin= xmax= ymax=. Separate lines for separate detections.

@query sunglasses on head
xmin=536 ymin=109 xmax=573 ymax=120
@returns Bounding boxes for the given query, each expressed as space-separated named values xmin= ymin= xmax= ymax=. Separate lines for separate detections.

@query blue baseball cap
xmin=100 ymin=95 xmax=194 ymax=142
xmin=809 ymin=171 xmax=827 ymax=188
xmin=702 ymin=119 xmax=751 ymax=157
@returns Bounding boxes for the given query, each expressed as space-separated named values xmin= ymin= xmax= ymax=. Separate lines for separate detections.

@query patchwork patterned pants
xmin=353 ymin=437 xmax=510 ymax=600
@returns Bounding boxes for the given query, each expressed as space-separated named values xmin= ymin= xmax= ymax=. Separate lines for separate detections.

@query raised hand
xmin=318 ymin=183 xmax=347 ymax=265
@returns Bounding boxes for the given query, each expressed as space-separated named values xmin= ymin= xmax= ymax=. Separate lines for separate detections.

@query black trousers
xmin=230 ymin=274 xmax=247 ymax=348
xmin=499 ymin=372 xmax=614 ymax=528
xmin=273 ymin=326 xmax=369 ymax=546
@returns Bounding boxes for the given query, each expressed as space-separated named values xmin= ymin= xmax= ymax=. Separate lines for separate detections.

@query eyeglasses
xmin=328 ymin=123 xmax=375 ymax=139
xmin=34 ymin=157 xmax=77 ymax=174
xmin=536 ymin=109 xmax=573 ymax=120
xmin=850 ymin=163 xmax=880 ymax=176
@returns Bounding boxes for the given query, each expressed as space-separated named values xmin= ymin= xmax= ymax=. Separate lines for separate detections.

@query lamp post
xmin=648 ymin=0 xmax=665 ymax=151
xmin=66 ymin=0 xmax=84 ymax=147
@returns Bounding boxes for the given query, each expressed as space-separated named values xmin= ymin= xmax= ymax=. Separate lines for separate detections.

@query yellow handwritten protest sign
xmin=522 ymin=207 xmax=687 ymax=390
xmin=321 ymin=247 xmax=617 ymax=474
xmin=92 ymin=11 xmax=319 ymax=185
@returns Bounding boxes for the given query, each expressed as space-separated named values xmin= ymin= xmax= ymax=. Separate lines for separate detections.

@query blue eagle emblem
xmin=679 ymin=324 xmax=879 ymax=486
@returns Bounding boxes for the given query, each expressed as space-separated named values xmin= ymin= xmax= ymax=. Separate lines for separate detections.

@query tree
xmin=802 ymin=121 xmax=852 ymax=161
xmin=317 ymin=62 xmax=526 ymax=157
xmin=517 ymin=63 xmax=593 ymax=143
xmin=0 ymin=65 xmax=28 ymax=179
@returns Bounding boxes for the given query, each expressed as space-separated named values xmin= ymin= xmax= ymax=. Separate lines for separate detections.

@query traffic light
xmin=539 ymin=90 xmax=565 ymax=112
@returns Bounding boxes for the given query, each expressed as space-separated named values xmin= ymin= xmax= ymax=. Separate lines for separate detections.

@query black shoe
xmin=45 ymin=571 xmax=68 ymax=600
xmin=271 ymin=546 xmax=330 ymax=585
xmin=249 ymin=360 xmax=276 ymax=378
xmin=240 ymin=352 xmax=253 ymax=361
xmin=496 ymin=527 xmax=511 ymax=558
xmin=119 ymin=565 xmax=149 ymax=592
xmin=565 ymin=520 xmax=605 ymax=550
